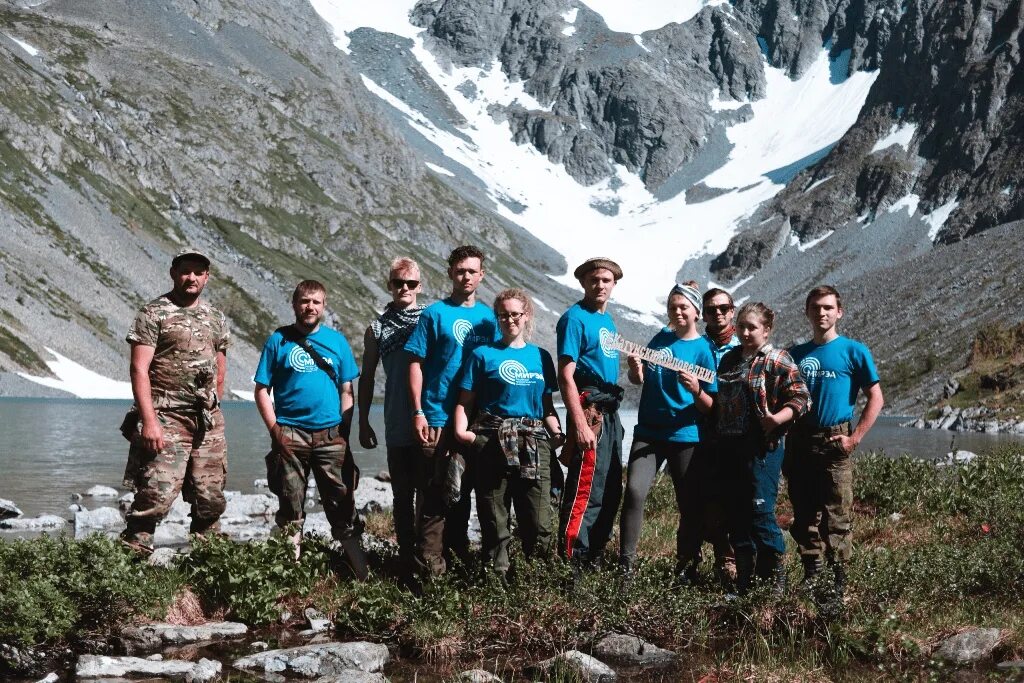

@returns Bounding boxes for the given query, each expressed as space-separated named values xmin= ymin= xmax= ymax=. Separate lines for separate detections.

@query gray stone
xmin=75 ymin=506 xmax=125 ymax=538
xmin=593 ymin=633 xmax=676 ymax=665
xmin=223 ymin=493 xmax=279 ymax=518
xmin=303 ymin=512 xmax=332 ymax=538
xmin=233 ymin=642 xmax=390 ymax=678
xmin=457 ymin=670 xmax=501 ymax=682
xmin=122 ymin=621 xmax=248 ymax=648
xmin=86 ymin=485 xmax=119 ymax=499
xmin=254 ymin=478 xmax=269 ymax=488
xmin=0 ymin=514 xmax=67 ymax=531
xmin=148 ymin=547 xmax=180 ymax=568
xmin=0 ymin=498 xmax=22 ymax=520
xmin=154 ymin=522 xmax=189 ymax=546
xmin=251 ymin=641 xmax=270 ymax=652
xmin=34 ymin=674 xmax=58 ymax=683
xmin=997 ymin=660 xmax=1024 ymax=670
xmin=119 ymin=492 xmax=135 ymax=512
xmin=354 ymin=478 xmax=394 ymax=513
xmin=305 ymin=607 xmax=331 ymax=633
xmin=315 ymin=672 xmax=389 ymax=683
xmin=535 ymin=650 xmax=617 ymax=682
xmin=163 ymin=496 xmax=193 ymax=525
xmin=77 ymin=655 xmax=221 ymax=681
xmin=375 ymin=470 xmax=391 ymax=482
xmin=934 ymin=628 xmax=1002 ymax=664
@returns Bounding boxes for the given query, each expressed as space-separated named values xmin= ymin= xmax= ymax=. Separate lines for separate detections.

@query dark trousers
xmin=266 ymin=424 xmax=360 ymax=542
xmin=618 ymin=439 xmax=699 ymax=568
xmin=783 ymin=423 xmax=854 ymax=563
xmin=558 ymin=408 xmax=623 ymax=563
xmin=473 ymin=435 xmax=553 ymax=573
xmin=721 ymin=432 xmax=786 ymax=555
xmin=386 ymin=444 xmax=419 ymax=567
xmin=695 ymin=440 xmax=734 ymax=569
xmin=414 ymin=424 xmax=472 ymax=576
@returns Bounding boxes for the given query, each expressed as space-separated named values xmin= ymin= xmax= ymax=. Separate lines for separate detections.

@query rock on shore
xmin=233 ymin=642 xmax=390 ymax=678
xmin=76 ymin=655 xmax=221 ymax=682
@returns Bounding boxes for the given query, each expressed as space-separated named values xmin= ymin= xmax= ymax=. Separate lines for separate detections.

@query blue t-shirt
xmin=789 ymin=335 xmax=879 ymax=427
xmin=704 ymin=332 xmax=740 ymax=370
xmin=635 ymin=330 xmax=719 ymax=443
xmin=404 ymin=298 xmax=499 ymax=427
xmin=458 ymin=343 xmax=557 ymax=419
xmin=556 ymin=302 xmax=619 ymax=384
xmin=254 ymin=326 xmax=360 ymax=430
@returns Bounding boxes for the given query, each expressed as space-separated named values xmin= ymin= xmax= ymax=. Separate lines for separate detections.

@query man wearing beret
xmin=121 ymin=248 xmax=230 ymax=553
xmin=557 ymin=257 xmax=626 ymax=567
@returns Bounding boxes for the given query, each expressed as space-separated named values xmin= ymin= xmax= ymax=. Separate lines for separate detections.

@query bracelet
xmin=413 ymin=409 xmax=425 ymax=417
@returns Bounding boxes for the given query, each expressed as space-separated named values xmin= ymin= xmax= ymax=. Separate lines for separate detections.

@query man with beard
xmin=121 ymin=248 xmax=230 ymax=553
xmin=254 ymin=280 xmax=366 ymax=575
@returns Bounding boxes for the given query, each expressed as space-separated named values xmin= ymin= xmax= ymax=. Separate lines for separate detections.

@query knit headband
xmin=669 ymin=283 xmax=702 ymax=315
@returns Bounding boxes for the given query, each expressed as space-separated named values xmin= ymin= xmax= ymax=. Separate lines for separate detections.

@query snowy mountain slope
xmin=310 ymin=0 xmax=880 ymax=317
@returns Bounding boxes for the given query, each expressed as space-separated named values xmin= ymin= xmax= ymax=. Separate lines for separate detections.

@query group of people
xmin=119 ymin=244 xmax=882 ymax=597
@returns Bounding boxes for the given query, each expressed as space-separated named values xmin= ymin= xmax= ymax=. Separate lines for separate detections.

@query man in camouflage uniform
xmin=121 ymin=247 xmax=230 ymax=552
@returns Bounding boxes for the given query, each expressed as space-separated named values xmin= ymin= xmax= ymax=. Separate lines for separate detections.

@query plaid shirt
xmin=716 ymin=343 xmax=811 ymax=436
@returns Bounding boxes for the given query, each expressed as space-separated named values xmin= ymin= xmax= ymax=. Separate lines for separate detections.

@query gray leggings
xmin=618 ymin=439 xmax=699 ymax=567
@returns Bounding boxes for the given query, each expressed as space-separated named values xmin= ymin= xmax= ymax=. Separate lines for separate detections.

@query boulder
xmin=254 ymin=478 xmax=269 ymax=488
xmin=119 ymin=492 xmax=135 ymax=512
xmin=75 ymin=507 xmax=125 ymax=539
xmin=154 ymin=522 xmax=189 ymax=546
xmin=86 ymin=485 xmax=120 ymax=499
xmin=233 ymin=642 xmax=390 ymax=678
xmin=304 ymin=512 xmax=332 ymax=538
xmin=457 ymin=670 xmax=502 ymax=682
xmin=534 ymin=650 xmax=616 ymax=682
xmin=164 ymin=496 xmax=193 ymax=524
xmin=223 ymin=493 xmax=278 ymax=518
xmin=148 ymin=547 xmax=179 ymax=568
xmin=0 ymin=515 xmax=67 ymax=531
xmin=997 ymin=660 xmax=1024 ymax=670
xmin=933 ymin=628 xmax=1001 ymax=663
xmin=0 ymin=498 xmax=23 ymax=520
xmin=354 ymin=478 xmax=394 ymax=513
xmin=314 ymin=672 xmax=389 ymax=683
xmin=593 ymin=633 xmax=677 ymax=665
xmin=305 ymin=607 xmax=332 ymax=633
xmin=121 ymin=622 xmax=248 ymax=649
xmin=76 ymin=655 xmax=221 ymax=682
xmin=34 ymin=674 xmax=58 ymax=683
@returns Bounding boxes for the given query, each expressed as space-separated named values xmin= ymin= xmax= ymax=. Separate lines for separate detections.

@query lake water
xmin=2 ymin=398 xmax=1023 ymax=517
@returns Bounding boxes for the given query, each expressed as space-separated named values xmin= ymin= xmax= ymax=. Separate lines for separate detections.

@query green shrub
xmin=0 ymin=534 xmax=180 ymax=647
xmin=182 ymin=533 xmax=330 ymax=624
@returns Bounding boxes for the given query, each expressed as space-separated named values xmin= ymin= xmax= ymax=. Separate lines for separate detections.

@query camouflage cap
xmin=171 ymin=247 xmax=211 ymax=268
xmin=573 ymin=257 xmax=623 ymax=281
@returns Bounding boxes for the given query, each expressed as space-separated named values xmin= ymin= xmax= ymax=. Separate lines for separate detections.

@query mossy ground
xmin=3 ymin=448 xmax=1024 ymax=681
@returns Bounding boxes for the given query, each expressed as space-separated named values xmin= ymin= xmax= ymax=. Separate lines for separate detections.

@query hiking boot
xmin=756 ymin=551 xmax=787 ymax=597
xmin=832 ymin=563 xmax=846 ymax=602
xmin=735 ymin=549 xmax=755 ymax=595
xmin=801 ymin=556 xmax=823 ymax=583
xmin=673 ymin=560 xmax=700 ymax=588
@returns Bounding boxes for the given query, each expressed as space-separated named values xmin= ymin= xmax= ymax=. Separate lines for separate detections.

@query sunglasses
xmin=390 ymin=278 xmax=420 ymax=290
xmin=496 ymin=312 xmax=525 ymax=322
xmin=706 ymin=304 xmax=734 ymax=315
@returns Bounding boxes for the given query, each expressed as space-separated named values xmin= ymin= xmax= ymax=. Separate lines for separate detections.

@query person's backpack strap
xmin=277 ymin=325 xmax=338 ymax=383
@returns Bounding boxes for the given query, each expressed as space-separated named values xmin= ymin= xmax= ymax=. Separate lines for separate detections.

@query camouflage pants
xmin=123 ymin=409 xmax=227 ymax=545
xmin=783 ymin=422 xmax=854 ymax=563
xmin=265 ymin=424 xmax=361 ymax=542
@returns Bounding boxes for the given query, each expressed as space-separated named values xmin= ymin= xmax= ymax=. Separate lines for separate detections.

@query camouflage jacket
xmin=126 ymin=294 xmax=230 ymax=411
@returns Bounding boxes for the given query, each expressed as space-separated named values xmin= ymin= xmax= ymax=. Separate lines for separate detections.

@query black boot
xmin=801 ymin=556 xmax=823 ymax=583
xmin=735 ymin=549 xmax=755 ymax=595
xmin=756 ymin=551 xmax=787 ymax=597
xmin=674 ymin=559 xmax=700 ymax=587
xmin=832 ymin=562 xmax=846 ymax=602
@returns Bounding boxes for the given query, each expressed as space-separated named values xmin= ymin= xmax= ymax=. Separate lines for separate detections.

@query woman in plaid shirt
xmin=715 ymin=302 xmax=811 ymax=595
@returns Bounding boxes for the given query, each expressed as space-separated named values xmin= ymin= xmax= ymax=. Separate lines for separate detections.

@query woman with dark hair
xmin=453 ymin=289 xmax=564 ymax=576
xmin=618 ymin=282 xmax=717 ymax=580
xmin=715 ymin=302 xmax=811 ymax=594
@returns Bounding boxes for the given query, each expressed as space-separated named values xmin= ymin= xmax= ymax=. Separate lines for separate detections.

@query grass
xmin=4 ymin=450 xmax=1024 ymax=680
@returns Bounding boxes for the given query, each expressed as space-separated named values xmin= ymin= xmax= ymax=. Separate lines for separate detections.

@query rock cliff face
xmin=410 ymin=0 xmax=904 ymax=189
xmin=710 ymin=0 xmax=1024 ymax=281
xmin=0 ymin=0 xmax=570 ymax=392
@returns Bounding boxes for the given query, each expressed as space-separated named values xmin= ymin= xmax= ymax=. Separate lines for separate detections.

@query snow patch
xmin=425 ymin=162 xmax=455 ymax=177
xmin=17 ymin=348 xmax=133 ymax=399
xmin=230 ymin=389 xmax=255 ymax=402
xmin=924 ymin=199 xmax=959 ymax=241
xmin=887 ymin=193 xmax=921 ymax=216
xmin=6 ymin=35 xmax=39 ymax=56
xmin=532 ymin=297 xmax=551 ymax=312
xmin=314 ymin=2 xmax=879 ymax=316
xmin=871 ymin=122 xmax=916 ymax=153
xmin=708 ymin=87 xmax=747 ymax=112
xmin=796 ymin=230 xmax=833 ymax=252
xmin=562 ymin=7 xmax=578 ymax=33
xmin=563 ymin=25 xmax=577 ymax=37
xmin=704 ymin=49 xmax=878 ymax=189
xmin=804 ymin=175 xmax=833 ymax=193
xmin=633 ymin=35 xmax=651 ymax=52
xmin=581 ymin=0 xmax=727 ymax=34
